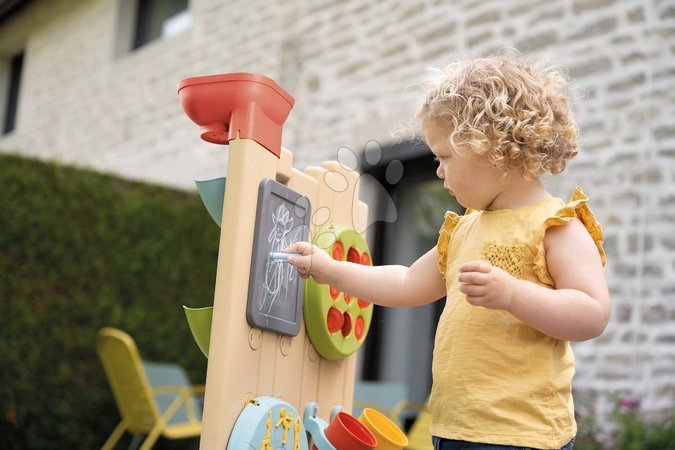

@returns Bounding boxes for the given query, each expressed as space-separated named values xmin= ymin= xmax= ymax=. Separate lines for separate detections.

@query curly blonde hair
xmin=416 ymin=54 xmax=579 ymax=178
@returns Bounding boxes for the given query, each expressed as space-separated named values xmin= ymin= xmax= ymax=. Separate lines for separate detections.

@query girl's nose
xmin=436 ymin=164 xmax=444 ymax=179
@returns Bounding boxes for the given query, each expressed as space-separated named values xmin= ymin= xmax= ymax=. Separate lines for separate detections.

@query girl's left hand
xmin=457 ymin=261 xmax=520 ymax=311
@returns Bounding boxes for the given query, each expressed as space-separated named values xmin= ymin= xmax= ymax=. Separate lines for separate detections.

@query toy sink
xmin=177 ymin=73 xmax=295 ymax=157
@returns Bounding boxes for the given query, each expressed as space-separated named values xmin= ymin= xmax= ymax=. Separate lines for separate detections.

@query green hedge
xmin=0 ymin=154 xmax=219 ymax=449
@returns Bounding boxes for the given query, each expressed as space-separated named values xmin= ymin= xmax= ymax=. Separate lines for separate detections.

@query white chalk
xmin=268 ymin=252 xmax=302 ymax=261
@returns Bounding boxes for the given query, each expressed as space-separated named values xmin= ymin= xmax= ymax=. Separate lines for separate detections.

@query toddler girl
xmin=286 ymin=54 xmax=609 ymax=450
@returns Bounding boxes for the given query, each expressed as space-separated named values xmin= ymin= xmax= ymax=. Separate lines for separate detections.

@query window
xmin=133 ymin=0 xmax=191 ymax=50
xmin=359 ymin=141 xmax=464 ymax=407
xmin=3 ymin=51 xmax=23 ymax=135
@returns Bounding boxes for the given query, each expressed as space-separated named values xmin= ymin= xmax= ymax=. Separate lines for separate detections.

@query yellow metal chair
xmin=404 ymin=402 xmax=433 ymax=450
xmin=352 ymin=381 xmax=432 ymax=449
xmin=353 ymin=381 xmax=410 ymax=424
xmin=96 ymin=327 xmax=204 ymax=450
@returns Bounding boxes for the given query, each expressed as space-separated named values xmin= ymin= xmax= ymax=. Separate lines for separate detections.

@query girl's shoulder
xmin=532 ymin=187 xmax=606 ymax=284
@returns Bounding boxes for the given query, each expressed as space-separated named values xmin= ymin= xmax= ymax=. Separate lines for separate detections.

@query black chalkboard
xmin=246 ymin=179 xmax=311 ymax=336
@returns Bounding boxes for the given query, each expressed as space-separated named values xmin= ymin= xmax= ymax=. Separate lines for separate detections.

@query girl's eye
xmin=434 ymin=155 xmax=448 ymax=162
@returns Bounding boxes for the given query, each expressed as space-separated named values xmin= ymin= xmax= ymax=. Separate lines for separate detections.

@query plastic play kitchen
xmin=177 ymin=73 xmax=408 ymax=449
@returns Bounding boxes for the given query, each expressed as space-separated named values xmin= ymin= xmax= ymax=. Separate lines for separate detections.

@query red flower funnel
xmin=177 ymin=73 xmax=294 ymax=158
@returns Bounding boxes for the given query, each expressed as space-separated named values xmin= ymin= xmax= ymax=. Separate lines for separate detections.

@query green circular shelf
xmin=304 ymin=225 xmax=373 ymax=360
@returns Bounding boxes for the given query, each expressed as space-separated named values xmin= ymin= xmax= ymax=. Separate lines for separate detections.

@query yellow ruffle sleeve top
xmin=431 ymin=187 xmax=605 ymax=449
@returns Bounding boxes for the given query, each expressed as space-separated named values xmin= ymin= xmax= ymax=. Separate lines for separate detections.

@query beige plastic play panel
xmin=200 ymin=140 xmax=369 ymax=449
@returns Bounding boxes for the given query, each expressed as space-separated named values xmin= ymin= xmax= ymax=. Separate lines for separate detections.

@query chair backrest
xmin=96 ymin=327 xmax=160 ymax=433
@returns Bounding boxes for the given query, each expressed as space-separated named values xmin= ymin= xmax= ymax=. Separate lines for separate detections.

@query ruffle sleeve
xmin=437 ymin=211 xmax=460 ymax=283
xmin=533 ymin=187 xmax=606 ymax=286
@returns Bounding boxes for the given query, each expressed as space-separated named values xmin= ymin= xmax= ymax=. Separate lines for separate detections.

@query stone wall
xmin=1 ymin=0 xmax=674 ymax=431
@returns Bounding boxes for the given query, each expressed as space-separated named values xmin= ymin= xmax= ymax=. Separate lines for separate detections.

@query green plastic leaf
xmin=183 ymin=305 xmax=213 ymax=358
xmin=195 ymin=177 xmax=226 ymax=227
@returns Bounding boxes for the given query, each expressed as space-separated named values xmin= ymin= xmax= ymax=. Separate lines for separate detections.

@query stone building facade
xmin=1 ymin=0 xmax=674 ymax=434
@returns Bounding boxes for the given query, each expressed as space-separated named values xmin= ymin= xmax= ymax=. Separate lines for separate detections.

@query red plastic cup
xmin=325 ymin=411 xmax=377 ymax=450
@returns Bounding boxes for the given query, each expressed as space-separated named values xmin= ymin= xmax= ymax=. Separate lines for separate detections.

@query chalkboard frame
xmin=246 ymin=178 xmax=311 ymax=336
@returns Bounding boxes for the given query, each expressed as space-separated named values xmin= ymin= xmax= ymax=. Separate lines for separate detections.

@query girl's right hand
xmin=284 ymin=242 xmax=334 ymax=284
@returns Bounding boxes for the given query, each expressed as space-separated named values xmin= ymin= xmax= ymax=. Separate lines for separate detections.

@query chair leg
xmin=138 ymin=423 xmax=163 ymax=450
xmin=128 ymin=434 xmax=143 ymax=450
xmin=138 ymin=388 xmax=189 ymax=450
xmin=101 ymin=420 xmax=127 ymax=450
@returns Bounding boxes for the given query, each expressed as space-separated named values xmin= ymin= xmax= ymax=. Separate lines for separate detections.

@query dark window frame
xmin=132 ymin=0 xmax=190 ymax=50
xmin=3 ymin=51 xmax=23 ymax=135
